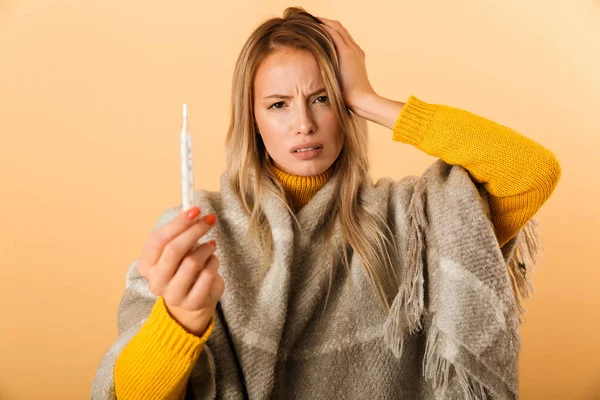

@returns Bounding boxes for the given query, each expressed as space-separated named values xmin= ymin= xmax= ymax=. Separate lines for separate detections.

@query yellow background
xmin=1 ymin=0 xmax=598 ymax=398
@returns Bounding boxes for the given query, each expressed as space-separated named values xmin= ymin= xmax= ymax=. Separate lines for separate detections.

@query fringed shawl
xmin=91 ymin=159 xmax=541 ymax=399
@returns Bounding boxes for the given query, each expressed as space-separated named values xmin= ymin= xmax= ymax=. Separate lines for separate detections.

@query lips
xmin=290 ymin=142 xmax=324 ymax=153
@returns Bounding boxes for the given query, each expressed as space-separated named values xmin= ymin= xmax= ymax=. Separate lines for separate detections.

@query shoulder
xmin=411 ymin=159 xmax=492 ymax=224
xmin=361 ymin=159 xmax=488 ymax=217
xmin=371 ymin=159 xmax=481 ymax=197
xmin=364 ymin=175 xmax=417 ymax=209
xmin=194 ymin=188 xmax=224 ymax=214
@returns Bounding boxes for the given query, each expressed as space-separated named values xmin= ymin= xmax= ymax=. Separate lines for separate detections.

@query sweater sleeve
xmin=114 ymin=296 xmax=215 ymax=400
xmin=392 ymin=95 xmax=562 ymax=248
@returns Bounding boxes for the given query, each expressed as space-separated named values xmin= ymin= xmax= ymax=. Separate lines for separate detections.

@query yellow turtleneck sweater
xmin=113 ymin=96 xmax=561 ymax=399
xmin=271 ymin=165 xmax=334 ymax=212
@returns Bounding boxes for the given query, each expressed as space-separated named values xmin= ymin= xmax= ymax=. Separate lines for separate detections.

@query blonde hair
xmin=225 ymin=7 xmax=399 ymax=314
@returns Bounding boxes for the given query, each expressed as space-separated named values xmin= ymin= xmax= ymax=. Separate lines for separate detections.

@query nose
xmin=294 ymin=103 xmax=316 ymax=136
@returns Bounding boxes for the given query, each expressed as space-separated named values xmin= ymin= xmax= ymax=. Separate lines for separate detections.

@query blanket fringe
xmin=424 ymin=327 xmax=490 ymax=400
xmin=506 ymin=218 xmax=544 ymax=323
xmin=383 ymin=183 xmax=426 ymax=358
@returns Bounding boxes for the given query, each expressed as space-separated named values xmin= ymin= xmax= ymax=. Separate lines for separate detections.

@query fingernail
xmin=186 ymin=206 xmax=200 ymax=220
xmin=204 ymin=214 xmax=217 ymax=225
xmin=208 ymin=240 xmax=217 ymax=248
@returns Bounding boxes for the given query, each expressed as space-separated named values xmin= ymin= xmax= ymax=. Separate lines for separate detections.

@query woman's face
xmin=253 ymin=48 xmax=344 ymax=176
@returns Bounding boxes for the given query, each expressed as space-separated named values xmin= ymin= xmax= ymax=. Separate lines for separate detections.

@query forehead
xmin=254 ymin=48 xmax=323 ymax=93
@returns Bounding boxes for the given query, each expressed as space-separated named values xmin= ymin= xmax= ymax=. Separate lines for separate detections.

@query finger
xmin=318 ymin=17 xmax=348 ymax=46
xmin=163 ymin=241 xmax=217 ymax=305
xmin=152 ymin=214 xmax=218 ymax=292
xmin=342 ymin=26 xmax=360 ymax=51
xmin=183 ymin=255 xmax=222 ymax=310
xmin=336 ymin=24 xmax=361 ymax=53
xmin=321 ymin=23 xmax=349 ymax=51
xmin=320 ymin=17 xmax=357 ymax=48
xmin=139 ymin=206 xmax=204 ymax=274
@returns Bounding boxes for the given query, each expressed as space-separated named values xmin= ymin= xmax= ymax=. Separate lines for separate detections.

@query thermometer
xmin=180 ymin=104 xmax=194 ymax=211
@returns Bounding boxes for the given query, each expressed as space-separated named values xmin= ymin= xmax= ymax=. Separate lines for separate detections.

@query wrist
xmin=351 ymin=92 xmax=405 ymax=130
xmin=349 ymin=91 xmax=379 ymax=119
xmin=165 ymin=303 xmax=214 ymax=336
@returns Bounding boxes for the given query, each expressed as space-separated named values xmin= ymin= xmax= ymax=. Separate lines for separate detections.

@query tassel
xmin=383 ymin=181 xmax=427 ymax=358
xmin=424 ymin=327 xmax=491 ymax=400
xmin=506 ymin=218 xmax=544 ymax=323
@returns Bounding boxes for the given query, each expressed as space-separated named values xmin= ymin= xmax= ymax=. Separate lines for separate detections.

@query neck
xmin=270 ymin=165 xmax=334 ymax=212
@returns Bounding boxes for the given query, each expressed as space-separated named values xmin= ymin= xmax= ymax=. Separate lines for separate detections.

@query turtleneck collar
xmin=269 ymin=164 xmax=334 ymax=212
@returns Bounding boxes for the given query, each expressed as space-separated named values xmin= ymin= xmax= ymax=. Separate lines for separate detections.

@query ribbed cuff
xmin=392 ymin=95 xmax=440 ymax=146
xmin=146 ymin=297 xmax=215 ymax=355
xmin=114 ymin=297 xmax=215 ymax=399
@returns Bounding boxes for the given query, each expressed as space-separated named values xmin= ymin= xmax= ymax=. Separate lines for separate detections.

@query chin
xmin=272 ymin=154 xmax=337 ymax=177
xmin=294 ymin=161 xmax=333 ymax=176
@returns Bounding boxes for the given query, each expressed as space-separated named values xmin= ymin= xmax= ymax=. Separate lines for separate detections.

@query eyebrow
xmin=263 ymin=88 xmax=327 ymax=100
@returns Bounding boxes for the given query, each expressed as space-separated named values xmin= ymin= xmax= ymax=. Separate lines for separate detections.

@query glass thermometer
xmin=180 ymin=103 xmax=194 ymax=211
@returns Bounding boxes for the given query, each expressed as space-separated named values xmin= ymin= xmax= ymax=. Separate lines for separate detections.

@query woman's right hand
xmin=137 ymin=206 xmax=224 ymax=336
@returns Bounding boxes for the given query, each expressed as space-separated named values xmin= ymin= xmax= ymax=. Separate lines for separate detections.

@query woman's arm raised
xmin=318 ymin=16 xmax=562 ymax=247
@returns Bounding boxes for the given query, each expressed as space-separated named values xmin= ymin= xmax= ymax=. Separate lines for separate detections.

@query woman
xmin=92 ymin=7 xmax=561 ymax=400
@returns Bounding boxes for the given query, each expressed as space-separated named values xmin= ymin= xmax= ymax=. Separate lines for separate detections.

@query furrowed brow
xmin=263 ymin=88 xmax=326 ymax=100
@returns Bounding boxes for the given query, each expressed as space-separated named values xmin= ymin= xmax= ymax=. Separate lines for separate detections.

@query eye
xmin=268 ymin=101 xmax=285 ymax=110
xmin=314 ymin=96 xmax=328 ymax=103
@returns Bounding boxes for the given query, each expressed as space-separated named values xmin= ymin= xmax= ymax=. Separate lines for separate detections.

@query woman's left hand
xmin=318 ymin=17 xmax=376 ymax=114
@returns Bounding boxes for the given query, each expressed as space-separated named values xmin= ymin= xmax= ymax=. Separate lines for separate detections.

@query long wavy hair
xmin=225 ymin=7 xmax=399 ymax=314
